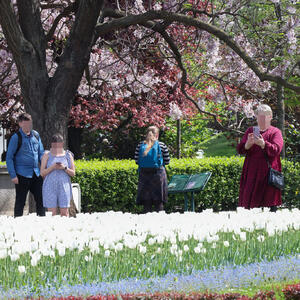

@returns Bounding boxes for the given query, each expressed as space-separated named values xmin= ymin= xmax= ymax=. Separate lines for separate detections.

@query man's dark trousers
xmin=14 ymin=174 xmax=45 ymax=217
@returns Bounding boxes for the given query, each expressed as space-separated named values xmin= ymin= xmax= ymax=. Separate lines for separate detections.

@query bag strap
xmin=32 ymin=130 xmax=39 ymax=141
xmin=14 ymin=131 xmax=22 ymax=157
xmin=13 ymin=130 xmax=40 ymax=158
xmin=263 ymin=151 xmax=271 ymax=168
xmin=156 ymin=141 xmax=164 ymax=167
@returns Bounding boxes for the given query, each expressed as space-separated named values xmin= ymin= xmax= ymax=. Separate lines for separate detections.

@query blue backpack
xmin=138 ymin=140 xmax=163 ymax=168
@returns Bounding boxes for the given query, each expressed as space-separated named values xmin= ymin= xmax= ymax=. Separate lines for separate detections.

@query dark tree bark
xmin=277 ymin=84 xmax=285 ymax=158
xmin=274 ymin=4 xmax=285 ymax=158
xmin=176 ymin=119 xmax=181 ymax=159
xmin=68 ymin=127 xmax=83 ymax=159
xmin=0 ymin=0 xmax=104 ymax=148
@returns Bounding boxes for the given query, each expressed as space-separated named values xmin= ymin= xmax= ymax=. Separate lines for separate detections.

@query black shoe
xmin=270 ymin=206 xmax=277 ymax=212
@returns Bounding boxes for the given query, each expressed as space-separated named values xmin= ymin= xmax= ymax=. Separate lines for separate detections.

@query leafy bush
xmin=282 ymin=283 xmax=300 ymax=300
xmin=163 ymin=115 xmax=214 ymax=158
xmin=74 ymin=157 xmax=300 ymax=213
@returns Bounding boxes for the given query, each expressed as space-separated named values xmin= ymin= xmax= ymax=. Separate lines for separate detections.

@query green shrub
xmin=74 ymin=157 xmax=300 ymax=213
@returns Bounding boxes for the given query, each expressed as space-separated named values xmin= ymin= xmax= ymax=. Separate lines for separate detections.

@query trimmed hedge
xmin=74 ymin=157 xmax=300 ymax=213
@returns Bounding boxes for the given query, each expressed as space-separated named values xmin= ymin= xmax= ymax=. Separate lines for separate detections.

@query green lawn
xmin=199 ymin=133 xmax=237 ymax=157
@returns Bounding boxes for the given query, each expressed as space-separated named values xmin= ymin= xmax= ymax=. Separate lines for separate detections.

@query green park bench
xmin=168 ymin=172 xmax=212 ymax=212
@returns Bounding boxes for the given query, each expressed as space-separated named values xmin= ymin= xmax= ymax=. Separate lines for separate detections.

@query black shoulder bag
xmin=263 ymin=152 xmax=284 ymax=190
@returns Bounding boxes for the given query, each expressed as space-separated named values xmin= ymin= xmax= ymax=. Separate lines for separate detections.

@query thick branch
xmin=49 ymin=0 xmax=104 ymax=115
xmin=45 ymin=1 xmax=79 ymax=41
xmin=95 ymin=10 xmax=300 ymax=94
xmin=17 ymin=0 xmax=47 ymax=64
xmin=160 ymin=31 xmax=241 ymax=133
xmin=0 ymin=0 xmax=24 ymax=66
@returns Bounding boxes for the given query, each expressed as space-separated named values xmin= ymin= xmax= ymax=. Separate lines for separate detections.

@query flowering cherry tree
xmin=0 ymin=0 xmax=298 ymax=146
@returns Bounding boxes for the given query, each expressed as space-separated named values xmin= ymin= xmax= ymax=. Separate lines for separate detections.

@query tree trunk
xmin=68 ymin=127 xmax=83 ymax=159
xmin=0 ymin=0 xmax=104 ymax=149
xmin=276 ymin=83 xmax=285 ymax=158
xmin=177 ymin=119 xmax=181 ymax=159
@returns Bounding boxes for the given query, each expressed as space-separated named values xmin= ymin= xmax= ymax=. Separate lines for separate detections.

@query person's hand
xmin=254 ymin=134 xmax=265 ymax=149
xmin=245 ymin=133 xmax=255 ymax=150
xmin=53 ymin=162 xmax=65 ymax=170
xmin=12 ymin=177 xmax=19 ymax=184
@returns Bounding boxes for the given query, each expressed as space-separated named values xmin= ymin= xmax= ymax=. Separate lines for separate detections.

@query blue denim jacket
xmin=6 ymin=129 xmax=44 ymax=179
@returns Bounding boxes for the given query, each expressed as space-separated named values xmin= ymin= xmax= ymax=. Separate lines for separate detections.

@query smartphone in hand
xmin=56 ymin=162 xmax=62 ymax=165
xmin=253 ymin=126 xmax=260 ymax=138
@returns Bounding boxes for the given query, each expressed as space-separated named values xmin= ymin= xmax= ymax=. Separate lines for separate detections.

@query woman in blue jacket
xmin=134 ymin=126 xmax=170 ymax=213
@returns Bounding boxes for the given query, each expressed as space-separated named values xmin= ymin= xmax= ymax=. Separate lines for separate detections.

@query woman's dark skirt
xmin=136 ymin=167 xmax=168 ymax=205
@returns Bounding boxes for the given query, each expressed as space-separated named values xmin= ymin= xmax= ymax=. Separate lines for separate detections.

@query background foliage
xmin=74 ymin=157 xmax=300 ymax=213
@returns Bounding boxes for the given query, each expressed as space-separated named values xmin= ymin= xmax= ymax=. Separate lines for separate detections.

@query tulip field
xmin=0 ymin=208 xmax=299 ymax=298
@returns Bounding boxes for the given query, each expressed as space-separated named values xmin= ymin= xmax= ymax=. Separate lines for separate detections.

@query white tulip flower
xmin=257 ymin=235 xmax=265 ymax=242
xmin=104 ymin=250 xmax=110 ymax=257
xmin=0 ymin=249 xmax=7 ymax=259
xmin=183 ymin=245 xmax=189 ymax=252
xmin=267 ymin=227 xmax=276 ymax=236
xmin=206 ymin=236 xmax=214 ymax=243
xmin=194 ymin=247 xmax=200 ymax=254
xmin=10 ymin=254 xmax=19 ymax=261
xmin=49 ymin=250 xmax=55 ymax=258
xmin=30 ymin=241 xmax=39 ymax=252
xmin=239 ymin=232 xmax=247 ymax=241
xmin=31 ymin=258 xmax=38 ymax=267
xmin=139 ymin=245 xmax=147 ymax=254
xmin=58 ymin=247 xmax=66 ymax=257
xmin=115 ymin=243 xmax=123 ymax=251
xmin=148 ymin=238 xmax=155 ymax=245
xmin=18 ymin=265 xmax=26 ymax=273
xmin=84 ymin=255 xmax=92 ymax=262
xmin=223 ymin=241 xmax=230 ymax=247
xmin=169 ymin=236 xmax=177 ymax=244
xmin=0 ymin=241 xmax=7 ymax=249
xmin=156 ymin=235 xmax=164 ymax=244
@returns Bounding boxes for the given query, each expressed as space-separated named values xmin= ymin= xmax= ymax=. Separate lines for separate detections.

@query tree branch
xmin=16 ymin=0 xmax=47 ymax=63
xmin=45 ymin=1 xmax=79 ymax=42
xmin=49 ymin=0 xmax=104 ymax=114
xmin=94 ymin=10 xmax=300 ymax=94
xmin=0 ymin=0 xmax=24 ymax=66
xmin=159 ymin=30 xmax=242 ymax=133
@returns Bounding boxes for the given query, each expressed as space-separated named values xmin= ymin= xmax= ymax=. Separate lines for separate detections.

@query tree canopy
xmin=0 ymin=0 xmax=299 ymax=146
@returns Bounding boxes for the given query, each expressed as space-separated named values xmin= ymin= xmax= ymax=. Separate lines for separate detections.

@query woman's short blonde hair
xmin=255 ymin=104 xmax=272 ymax=117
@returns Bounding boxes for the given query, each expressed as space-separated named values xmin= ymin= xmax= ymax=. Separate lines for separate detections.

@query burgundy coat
xmin=237 ymin=126 xmax=283 ymax=208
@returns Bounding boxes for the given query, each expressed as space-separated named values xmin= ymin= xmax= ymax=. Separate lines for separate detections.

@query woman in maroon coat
xmin=237 ymin=104 xmax=284 ymax=212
